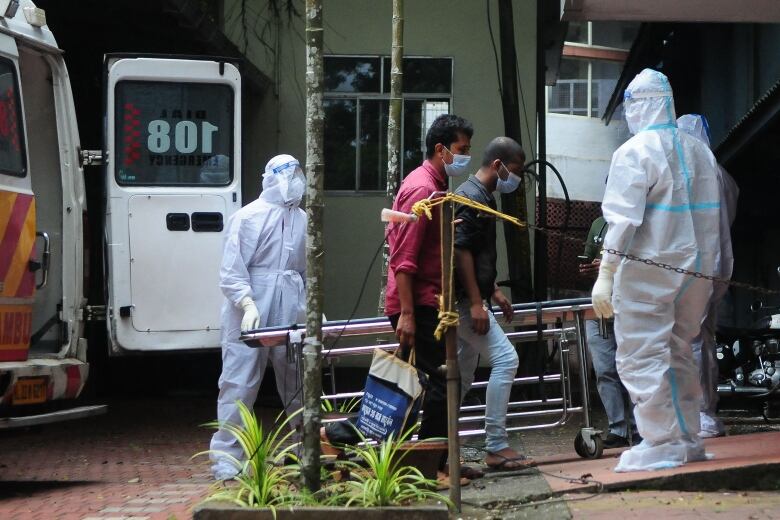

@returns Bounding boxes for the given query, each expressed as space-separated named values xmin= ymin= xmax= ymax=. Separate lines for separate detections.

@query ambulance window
xmin=0 ymin=60 xmax=26 ymax=177
xmin=114 ymin=81 xmax=234 ymax=186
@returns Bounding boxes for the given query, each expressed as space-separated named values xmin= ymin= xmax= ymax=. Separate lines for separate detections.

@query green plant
xmin=193 ymin=402 xmax=301 ymax=512
xmin=320 ymin=395 xmax=361 ymax=414
xmin=322 ymin=428 xmax=450 ymax=508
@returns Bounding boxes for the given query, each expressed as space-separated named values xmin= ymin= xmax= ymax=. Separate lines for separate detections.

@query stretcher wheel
xmin=574 ymin=431 xmax=603 ymax=459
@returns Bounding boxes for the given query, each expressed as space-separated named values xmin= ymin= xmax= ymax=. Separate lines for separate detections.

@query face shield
xmin=677 ymin=114 xmax=712 ymax=148
xmin=261 ymin=154 xmax=305 ymax=207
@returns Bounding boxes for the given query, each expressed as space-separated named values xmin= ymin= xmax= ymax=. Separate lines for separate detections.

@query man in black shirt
xmin=454 ymin=137 xmax=533 ymax=470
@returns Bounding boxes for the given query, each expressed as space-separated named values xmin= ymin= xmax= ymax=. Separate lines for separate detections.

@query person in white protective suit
xmin=678 ymin=113 xmax=739 ymax=438
xmin=591 ymin=69 xmax=723 ymax=472
xmin=210 ymin=154 xmax=307 ymax=481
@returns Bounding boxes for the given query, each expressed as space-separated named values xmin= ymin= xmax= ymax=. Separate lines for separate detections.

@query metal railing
xmin=240 ymin=298 xmax=597 ymax=438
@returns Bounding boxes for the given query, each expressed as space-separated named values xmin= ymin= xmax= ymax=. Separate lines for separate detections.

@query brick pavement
xmin=0 ymin=398 xmax=220 ymax=520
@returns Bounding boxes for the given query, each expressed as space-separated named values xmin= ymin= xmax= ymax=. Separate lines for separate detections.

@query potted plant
xmin=192 ymin=404 xmax=449 ymax=519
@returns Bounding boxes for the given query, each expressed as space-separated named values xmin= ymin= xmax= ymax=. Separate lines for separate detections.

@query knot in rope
xmin=434 ymin=295 xmax=460 ymax=341
xmin=411 ymin=198 xmax=435 ymax=221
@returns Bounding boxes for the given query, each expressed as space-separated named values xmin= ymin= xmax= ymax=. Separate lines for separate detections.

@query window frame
xmin=548 ymin=22 xmax=634 ymax=120
xmin=0 ymin=56 xmax=27 ymax=179
xmin=323 ymin=54 xmax=454 ymax=195
xmin=113 ymin=79 xmax=236 ymax=188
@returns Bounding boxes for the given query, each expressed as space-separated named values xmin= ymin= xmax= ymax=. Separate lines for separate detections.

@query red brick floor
xmin=536 ymin=431 xmax=780 ymax=494
xmin=0 ymin=398 xmax=219 ymax=520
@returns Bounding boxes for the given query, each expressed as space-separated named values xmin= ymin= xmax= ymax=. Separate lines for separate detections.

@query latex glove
xmin=591 ymin=263 xmax=616 ymax=319
xmin=240 ymin=296 xmax=261 ymax=331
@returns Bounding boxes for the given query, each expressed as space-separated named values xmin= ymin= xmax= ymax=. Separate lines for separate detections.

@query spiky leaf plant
xmin=194 ymin=402 xmax=301 ymax=513
xmin=322 ymin=428 xmax=450 ymax=508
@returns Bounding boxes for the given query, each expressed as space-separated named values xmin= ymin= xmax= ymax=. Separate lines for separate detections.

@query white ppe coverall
xmin=210 ymin=154 xmax=307 ymax=480
xmin=678 ymin=114 xmax=739 ymax=438
xmin=598 ymin=69 xmax=723 ymax=472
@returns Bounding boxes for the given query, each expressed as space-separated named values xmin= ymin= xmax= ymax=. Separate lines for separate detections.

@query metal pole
xmin=303 ymin=0 xmax=324 ymax=493
xmin=441 ymin=200 xmax=461 ymax=511
xmin=535 ymin=0 xmax=548 ymax=301
xmin=574 ymin=310 xmax=592 ymax=428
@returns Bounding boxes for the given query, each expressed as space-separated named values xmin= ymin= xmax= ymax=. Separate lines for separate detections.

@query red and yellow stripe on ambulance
xmin=0 ymin=189 xmax=36 ymax=362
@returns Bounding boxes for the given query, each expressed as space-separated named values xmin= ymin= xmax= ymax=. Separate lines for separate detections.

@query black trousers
xmin=325 ymin=305 xmax=448 ymax=444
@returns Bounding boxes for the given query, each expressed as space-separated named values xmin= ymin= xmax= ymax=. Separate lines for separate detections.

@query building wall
xmin=222 ymin=0 xmax=537 ymax=318
xmin=546 ymin=113 xmax=628 ymax=202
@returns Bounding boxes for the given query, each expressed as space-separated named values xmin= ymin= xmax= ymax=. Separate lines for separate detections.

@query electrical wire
xmin=514 ymin=50 xmax=536 ymax=160
xmin=525 ymin=159 xmax=571 ymax=299
xmin=485 ymin=0 xmax=503 ymax=100
xmin=486 ymin=0 xmax=535 ymax=160
xmin=459 ymin=441 xmax=605 ymax=491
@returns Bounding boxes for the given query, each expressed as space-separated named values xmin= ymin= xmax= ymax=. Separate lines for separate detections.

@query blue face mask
xmin=496 ymin=162 xmax=521 ymax=194
xmin=442 ymin=146 xmax=471 ymax=177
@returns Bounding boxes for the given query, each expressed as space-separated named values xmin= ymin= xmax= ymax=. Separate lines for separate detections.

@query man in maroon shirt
xmin=322 ymin=115 xmax=474 ymax=484
xmin=385 ymin=114 xmax=473 ymax=443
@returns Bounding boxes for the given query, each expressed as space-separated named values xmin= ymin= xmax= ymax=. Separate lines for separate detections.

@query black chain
xmin=527 ymin=223 xmax=780 ymax=296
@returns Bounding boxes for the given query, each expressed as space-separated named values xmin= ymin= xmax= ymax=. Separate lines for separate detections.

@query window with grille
xmin=324 ymin=56 xmax=453 ymax=192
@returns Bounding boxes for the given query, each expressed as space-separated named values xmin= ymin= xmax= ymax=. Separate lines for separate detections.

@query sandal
xmin=485 ymin=453 xmax=535 ymax=471
xmin=436 ymin=471 xmax=471 ymax=491
xmin=444 ymin=463 xmax=484 ymax=480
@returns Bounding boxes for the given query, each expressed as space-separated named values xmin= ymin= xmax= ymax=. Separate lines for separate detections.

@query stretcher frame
xmin=240 ymin=297 xmax=603 ymax=459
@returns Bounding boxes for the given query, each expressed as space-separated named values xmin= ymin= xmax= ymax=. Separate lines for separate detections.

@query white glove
xmin=591 ymin=263 xmax=616 ymax=319
xmin=239 ymin=296 xmax=261 ymax=331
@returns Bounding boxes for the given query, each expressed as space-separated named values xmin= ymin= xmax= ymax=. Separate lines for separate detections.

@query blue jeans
xmin=586 ymin=319 xmax=637 ymax=438
xmin=458 ymin=301 xmax=519 ymax=453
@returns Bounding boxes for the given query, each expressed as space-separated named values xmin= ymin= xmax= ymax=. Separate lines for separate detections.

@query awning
xmin=600 ymin=23 xmax=674 ymax=124
xmin=716 ymin=79 xmax=780 ymax=168
xmin=561 ymin=0 xmax=780 ymax=23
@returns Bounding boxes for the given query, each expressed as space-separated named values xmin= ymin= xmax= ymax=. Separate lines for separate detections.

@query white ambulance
xmin=0 ymin=1 xmax=241 ymax=426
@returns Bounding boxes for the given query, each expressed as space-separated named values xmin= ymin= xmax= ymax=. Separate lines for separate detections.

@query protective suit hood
xmin=677 ymin=114 xmax=711 ymax=148
xmin=261 ymin=154 xmax=305 ymax=207
xmin=623 ymin=68 xmax=677 ymax=135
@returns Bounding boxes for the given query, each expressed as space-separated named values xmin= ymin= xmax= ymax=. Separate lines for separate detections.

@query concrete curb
xmin=193 ymin=503 xmax=450 ymax=520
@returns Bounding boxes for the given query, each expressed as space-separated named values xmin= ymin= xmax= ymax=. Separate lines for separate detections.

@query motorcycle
xmin=717 ymin=298 xmax=780 ymax=421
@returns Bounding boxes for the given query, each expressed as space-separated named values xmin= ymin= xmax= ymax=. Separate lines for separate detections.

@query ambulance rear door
xmin=104 ymin=55 xmax=241 ymax=353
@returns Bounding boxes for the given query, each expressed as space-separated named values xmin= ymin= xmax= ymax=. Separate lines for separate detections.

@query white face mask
xmin=278 ymin=169 xmax=306 ymax=205
xmin=495 ymin=162 xmax=521 ymax=194
xmin=442 ymin=145 xmax=471 ymax=177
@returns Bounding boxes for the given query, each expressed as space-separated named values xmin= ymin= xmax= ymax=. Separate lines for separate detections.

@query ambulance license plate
xmin=12 ymin=377 xmax=47 ymax=405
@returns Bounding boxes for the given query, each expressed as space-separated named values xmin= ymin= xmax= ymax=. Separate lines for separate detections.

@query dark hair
xmin=424 ymin=114 xmax=474 ymax=158
xmin=481 ymin=136 xmax=525 ymax=167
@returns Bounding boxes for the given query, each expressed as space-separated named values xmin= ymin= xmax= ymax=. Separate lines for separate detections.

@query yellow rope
xmin=434 ymin=296 xmax=460 ymax=341
xmin=409 ymin=192 xmax=526 ymax=341
xmin=410 ymin=192 xmax=527 ymax=229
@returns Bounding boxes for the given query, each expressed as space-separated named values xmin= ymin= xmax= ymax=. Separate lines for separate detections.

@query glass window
xmin=591 ymin=60 xmax=622 ymax=118
xmin=0 ymin=60 xmax=25 ymax=177
xmin=324 ymin=56 xmax=452 ymax=191
xmin=382 ymin=57 xmax=452 ymax=94
xmin=358 ymin=99 xmax=388 ymax=191
xmin=323 ymin=99 xmax=357 ymax=190
xmin=324 ymin=57 xmax=381 ymax=93
xmin=402 ymin=99 xmax=450 ymax=178
xmin=114 ymin=81 xmax=234 ymax=186
xmin=591 ymin=21 xmax=640 ymax=50
xmin=548 ymin=58 xmax=589 ymax=116
xmin=565 ymin=21 xmax=589 ymax=44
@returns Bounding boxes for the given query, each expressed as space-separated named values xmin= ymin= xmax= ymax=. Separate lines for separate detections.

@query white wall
xmin=545 ymin=113 xmax=629 ymax=202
